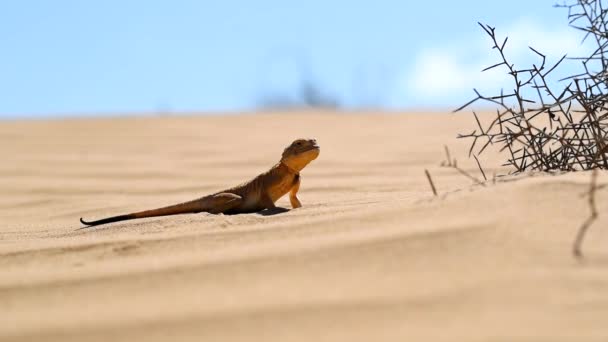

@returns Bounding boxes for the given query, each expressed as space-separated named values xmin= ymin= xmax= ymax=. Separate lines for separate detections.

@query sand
xmin=1 ymin=111 xmax=607 ymax=341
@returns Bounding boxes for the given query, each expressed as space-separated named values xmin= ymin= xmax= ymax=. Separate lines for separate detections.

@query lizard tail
xmin=79 ymin=198 xmax=207 ymax=228
xmin=80 ymin=215 xmax=135 ymax=227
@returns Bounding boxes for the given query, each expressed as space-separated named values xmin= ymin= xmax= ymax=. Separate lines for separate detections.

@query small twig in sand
xmin=473 ymin=155 xmax=488 ymax=181
xmin=425 ymin=169 xmax=438 ymax=197
xmin=573 ymin=169 xmax=599 ymax=258
xmin=441 ymin=146 xmax=486 ymax=187
xmin=452 ymin=164 xmax=486 ymax=186
xmin=443 ymin=145 xmax=453 ymax=167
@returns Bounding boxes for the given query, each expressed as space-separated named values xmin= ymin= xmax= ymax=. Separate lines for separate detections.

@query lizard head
xmin=281 ymin=138 xmax=320 ymax=172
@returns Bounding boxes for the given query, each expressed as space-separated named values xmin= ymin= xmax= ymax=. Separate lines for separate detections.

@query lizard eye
xmin=296 ymin=142 xmax=302 ymax=146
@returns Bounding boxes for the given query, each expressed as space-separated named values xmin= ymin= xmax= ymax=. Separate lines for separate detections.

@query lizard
xmin=79 ymin=138 xmax=320 ymax=228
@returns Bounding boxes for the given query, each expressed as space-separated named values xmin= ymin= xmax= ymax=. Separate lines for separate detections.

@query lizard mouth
xmin=300 ymin=144 xmax=320 ymax=153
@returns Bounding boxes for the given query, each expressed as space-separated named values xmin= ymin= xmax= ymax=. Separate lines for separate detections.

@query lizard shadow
xmin=256 ymin=207 xmax=291 ymax=216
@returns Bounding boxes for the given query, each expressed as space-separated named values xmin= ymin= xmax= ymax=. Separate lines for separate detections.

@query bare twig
xmin=425 ymin=169 xmax=438 ymax=197
xmin=441 ymin=146 xmax=486 ymax=186
xmin=442 ymin=145 xmax=454 ymax=167
xmin=451 ymin=163 xmax=486 ymax=186
xmin=473 ymin=155 xmax=488 ymax=181
xmin=573 ymin=169 xmax=599 ymax=258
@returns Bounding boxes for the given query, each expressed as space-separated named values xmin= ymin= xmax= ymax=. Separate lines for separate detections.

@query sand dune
xmin=1 ymin=112 xmax=607 ymax=341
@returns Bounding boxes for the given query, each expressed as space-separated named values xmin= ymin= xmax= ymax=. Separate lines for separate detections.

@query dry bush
xmin=456 ymin=0 xmax=608 ymax=172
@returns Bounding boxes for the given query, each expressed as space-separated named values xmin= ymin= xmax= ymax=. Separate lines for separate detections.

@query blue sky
xmin=0 ymin=1 xmax=588 ymax=118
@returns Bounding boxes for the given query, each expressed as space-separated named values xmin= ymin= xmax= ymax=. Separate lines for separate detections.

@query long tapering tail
xmin=79 ymin=197 xmax=208 ymax=228
xmin=80 ymin=215 xmax=135 ymax=226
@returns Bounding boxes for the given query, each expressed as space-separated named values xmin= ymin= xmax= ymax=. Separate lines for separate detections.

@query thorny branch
xmin=456 ymin=1 xmax=608 ymax=173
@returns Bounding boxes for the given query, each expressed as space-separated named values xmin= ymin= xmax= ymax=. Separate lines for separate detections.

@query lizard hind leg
xmin=206 ymin=193 xmax=243 ymax=214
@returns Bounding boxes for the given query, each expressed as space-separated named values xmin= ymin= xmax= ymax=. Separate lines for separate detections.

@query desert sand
xmin=1 ymin=111 xmax=607 ymax=341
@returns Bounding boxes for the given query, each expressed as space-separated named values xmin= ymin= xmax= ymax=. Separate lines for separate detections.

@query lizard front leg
xmin=289 ymin=174 xmax=302 ymax=209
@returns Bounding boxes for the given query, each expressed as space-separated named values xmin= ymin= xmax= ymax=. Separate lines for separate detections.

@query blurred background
xmin=0 ymin=0 xmax=590 ymax=118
